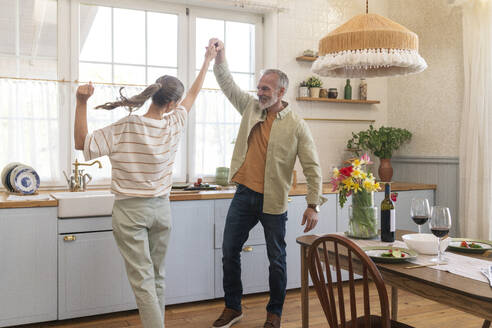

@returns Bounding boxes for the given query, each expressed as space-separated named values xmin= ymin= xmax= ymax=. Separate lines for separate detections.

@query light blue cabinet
xmin=337 ymin=190 xmax=436 ymax=234
xmin=286 ymin=194 xmax=337 ymax=289
xmin=166 ymin=200 xmax=215 ymax=305
xmin=58 ymin=226 xmax=136 ymax=320
xmin=0 ymin=207 xmax=57 ymax=328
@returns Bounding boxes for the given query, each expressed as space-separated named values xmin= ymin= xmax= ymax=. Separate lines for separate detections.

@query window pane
xmin=148 ymin=67 xmax=177 ymax=84
xmin=225 ymin=21 xmax=254 ymax=73
xmin=231 ymin=73 xmax=255 ymax=91
xmin=114 ymin=65 xmax=145 ymax=85
xmin=147 ymin=12 xmax=177 ymax=67
xmin=0 ymin=79 xmax=60 ymax=185
xmin=19 ymin=58 xmax=57 ymax=79
xmin=19 ymin=0 xmax=57 ymax=58
xmin=80 ymin=5 xmax=111 ymax=62
xmin=0 ymin=0 xmax=16 ymax=55
xmin=79 ymin=62 xmax=111 ymax=83
xmin=194 ymin=90 xmax=241 ymax=176
xmin=196 ymin=18 xmax=224 ymax=69
xmin=114 ymin=8 xmax=145 ymax=64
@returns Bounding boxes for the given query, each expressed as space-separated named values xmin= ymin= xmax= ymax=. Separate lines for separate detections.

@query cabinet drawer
xmin=214 ymin=199 xmax=265 ymax=249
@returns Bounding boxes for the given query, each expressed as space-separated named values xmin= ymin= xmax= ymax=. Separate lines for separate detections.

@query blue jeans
xmin=222 ymin=184 xmax=287 ymax=317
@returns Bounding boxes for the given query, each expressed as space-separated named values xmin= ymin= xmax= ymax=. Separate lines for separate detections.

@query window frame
xmin=187 ymin=6 xmax=263 ymax=181
xmin=0 ymin=0 xmax=263 ymax=189
xmin=69 ymin=0 xmax=189 ymax=184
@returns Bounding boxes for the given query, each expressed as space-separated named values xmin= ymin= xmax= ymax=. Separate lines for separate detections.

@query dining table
xmin=296 ymin=230 xmax=492 ymax=328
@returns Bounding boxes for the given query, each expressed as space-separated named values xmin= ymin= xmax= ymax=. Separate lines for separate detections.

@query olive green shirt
xmin=214 ymin=62 xmax=327 ymax=214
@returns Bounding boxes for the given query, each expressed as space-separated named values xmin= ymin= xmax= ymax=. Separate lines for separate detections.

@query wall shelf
xmin=296 ymin=97 xmax=380 ymax=104
xmin=296 ymin=56 xmax=317 ymax=62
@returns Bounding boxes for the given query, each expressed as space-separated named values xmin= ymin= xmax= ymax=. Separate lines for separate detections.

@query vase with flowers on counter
xmin=306 ymin=76 xmax=322 ymax=98
xmin=331 ymin=154 xmax=380 ymax=239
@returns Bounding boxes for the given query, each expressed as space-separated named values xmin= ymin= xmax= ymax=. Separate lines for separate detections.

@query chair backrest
xmin=308 ymin=234 xmax=390 ymax=328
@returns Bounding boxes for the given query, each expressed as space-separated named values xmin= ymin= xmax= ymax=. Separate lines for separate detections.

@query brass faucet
xmin=65 ymin=159 xmax=102 ymax=192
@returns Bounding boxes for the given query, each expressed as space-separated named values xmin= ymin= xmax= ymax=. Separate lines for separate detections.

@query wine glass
xmin=410 ymin=198 xmax=430 ymax=234
xmin=429 ymin=206 xmax=452 ymax=264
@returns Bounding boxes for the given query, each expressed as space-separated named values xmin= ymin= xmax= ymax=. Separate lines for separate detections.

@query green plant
xmin=346 ymin=125 xmax=412 ymax=159
xmin=306 ymin=76 xmax=322 ymax=88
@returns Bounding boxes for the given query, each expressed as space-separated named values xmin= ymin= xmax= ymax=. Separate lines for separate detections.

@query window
xmin=0 ymin=0 xmax=61 ymax=184
xmin=0 ymin=0 xmax=261 ymax=188
xmin=77 ymin=4 xmax=184 ymax=183
xmin=191 ymin=15 xmax=258 ymax=179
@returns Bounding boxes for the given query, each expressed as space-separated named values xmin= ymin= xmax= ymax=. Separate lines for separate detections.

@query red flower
xmin=339 ymin=166 xmax=353 ymax=177
xmin=391 ymin=192 xmax=398 ymax=202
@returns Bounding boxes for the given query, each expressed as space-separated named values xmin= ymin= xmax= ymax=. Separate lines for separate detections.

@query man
xmin=211 ymin=38 xmax=326 ymax=328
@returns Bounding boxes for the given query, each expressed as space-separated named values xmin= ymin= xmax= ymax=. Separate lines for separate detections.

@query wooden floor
xmin=18 ymin=284 xmax=485 ymax=328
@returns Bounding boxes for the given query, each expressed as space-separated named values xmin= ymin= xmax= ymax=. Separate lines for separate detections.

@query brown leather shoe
xmin=212 ymin=307 xmax=243 ymax=328
xmin=264 ymin=312 xmax=281 ymax=328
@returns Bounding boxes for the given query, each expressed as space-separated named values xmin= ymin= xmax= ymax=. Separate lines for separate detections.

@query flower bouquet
xmin=331 ymin=154 xmax=380 ymax=238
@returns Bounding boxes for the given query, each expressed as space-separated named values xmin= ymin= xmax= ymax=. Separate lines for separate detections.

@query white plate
xmin=10 ymin=165 xmax=40 ymax=194
xmin=1 ymin=162 xmax=22 ymax=192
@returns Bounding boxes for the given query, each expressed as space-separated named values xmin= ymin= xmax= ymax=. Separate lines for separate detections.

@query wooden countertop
xmin=0 ymin=181 xmax=436 ymax=209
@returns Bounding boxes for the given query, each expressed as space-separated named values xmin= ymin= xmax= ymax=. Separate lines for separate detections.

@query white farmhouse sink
xmin=51 ymin=190 xmax=115 ymax=218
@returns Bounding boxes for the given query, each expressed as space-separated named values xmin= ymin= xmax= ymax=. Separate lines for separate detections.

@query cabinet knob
xmin=63 ymin=235 xmax=76 ymax=242
xmin=242 ymin=246 xmax=253 ymax=252
xmin=288 ymin=197 xmax=292 ymax=202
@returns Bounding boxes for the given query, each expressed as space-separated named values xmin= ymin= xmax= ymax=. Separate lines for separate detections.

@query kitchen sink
xmin=51 ymin=190 xmax=114 ymax=218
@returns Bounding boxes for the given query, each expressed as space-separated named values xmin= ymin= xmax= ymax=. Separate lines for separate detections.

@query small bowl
xmin=402 ymin=233 xmax=450 ymax=255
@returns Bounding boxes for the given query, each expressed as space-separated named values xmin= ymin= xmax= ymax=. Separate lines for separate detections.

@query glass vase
xmin=347 ymin=190 xmax=378 ymax=239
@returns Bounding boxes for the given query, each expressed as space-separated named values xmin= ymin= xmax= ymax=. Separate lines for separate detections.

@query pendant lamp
xmin=312 ymin=1 xmax=427 ymax=78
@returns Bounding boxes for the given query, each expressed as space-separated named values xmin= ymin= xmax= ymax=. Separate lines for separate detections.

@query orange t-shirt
xmin=232 ymin=110 xmax=276 ymax=194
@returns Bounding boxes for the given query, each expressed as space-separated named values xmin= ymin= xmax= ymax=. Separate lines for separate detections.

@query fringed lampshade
xmin=312 ymin=12 xmax=428 ymax=78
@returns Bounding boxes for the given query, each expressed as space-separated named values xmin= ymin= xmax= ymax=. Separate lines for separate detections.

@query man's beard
xmin=258 ymin=94 xmax=278 ymax=110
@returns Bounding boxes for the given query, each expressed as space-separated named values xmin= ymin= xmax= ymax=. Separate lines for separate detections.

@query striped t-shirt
xmin=83 ymin=106 xmax=187 ymax=198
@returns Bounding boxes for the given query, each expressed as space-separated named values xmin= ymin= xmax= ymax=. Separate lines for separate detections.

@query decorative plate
xmin=362 ymin=246 xmax=418 ymax=263
xmin=10 ymin=165 xmax=40 ymax=194
xmin=447 ymin=238 xmax=492 ymax=254
xmin=1 ymin=162 xmax=22 ymax=192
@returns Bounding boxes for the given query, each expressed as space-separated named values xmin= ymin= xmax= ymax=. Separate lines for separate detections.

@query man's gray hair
xmin=261 ymin=69 xmax=289 ymax=92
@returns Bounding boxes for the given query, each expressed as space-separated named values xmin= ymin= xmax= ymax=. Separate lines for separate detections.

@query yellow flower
xmin=333 ymin=167 xmax=340 ymax=178
xmin=352 ymin=159 xmax=361 ymax=169
xmin=361 ymin=172 xmax=368 ymax=180
xmin=363 ymin=180 xmax=374 ymax=190
xmin=352 ymin=169 xmax=362 ymax=178
xmin=353 ymin=183 xmax=362 ymax=193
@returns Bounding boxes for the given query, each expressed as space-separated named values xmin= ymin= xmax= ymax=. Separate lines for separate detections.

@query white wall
xmin=387 ymin=0 xmax=463 ymax=157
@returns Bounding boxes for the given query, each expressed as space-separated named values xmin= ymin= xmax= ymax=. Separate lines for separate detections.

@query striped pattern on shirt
xmin=83 ymin=106 xmax=187 ymax=198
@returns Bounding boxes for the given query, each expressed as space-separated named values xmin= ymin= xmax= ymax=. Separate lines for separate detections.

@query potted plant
xmin=298 ymin=80 xmax=309 ymax=98
xmin=346 ymin=125 xmax=412 ymax=182
xmin=306 ymin=76 xmax=322 ymax=98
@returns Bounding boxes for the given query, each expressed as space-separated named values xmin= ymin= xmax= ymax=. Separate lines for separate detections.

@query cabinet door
xmin=394 ymin=190 xmax=435 ymax=233
xmin=0 ymin=207 xmax=57 ymax=328
xmin=58 ymin=231 xmax=136 ymax=320
xmin=214 ymin=245 xmax=270 ymax=298
xmin=286 ymin=195 xmax=338 ymax=289
xmin=166 ymin=200 xmax=215 ymax=305
xmin=214 ymin=198 xmax=265 ymax=249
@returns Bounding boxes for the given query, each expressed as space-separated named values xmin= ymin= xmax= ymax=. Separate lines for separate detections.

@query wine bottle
xmin=380 ymin=183 xmax=395 ymax=242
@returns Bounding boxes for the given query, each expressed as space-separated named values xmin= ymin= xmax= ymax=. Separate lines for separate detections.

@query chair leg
xmin=482 ymin=320 xmax=491 ymax=328
xmin=391 ymin=287 xmax=398 ymax=321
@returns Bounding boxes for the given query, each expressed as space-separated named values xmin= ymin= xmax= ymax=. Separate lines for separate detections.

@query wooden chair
xmin=307 ymin=234 xmax=414 ymax=328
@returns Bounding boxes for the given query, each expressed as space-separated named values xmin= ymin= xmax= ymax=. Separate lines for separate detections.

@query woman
xmin=73 ymin=39 xmax=219 ymax=328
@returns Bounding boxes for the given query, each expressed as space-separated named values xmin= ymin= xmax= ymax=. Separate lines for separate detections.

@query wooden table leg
xmin=391 ymin=286 xmax=398 ymax=321
xmin=482 ymin=320 xmax=491 ymax=328
xmin=301 ymin=245 xmax=309 ymax=328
